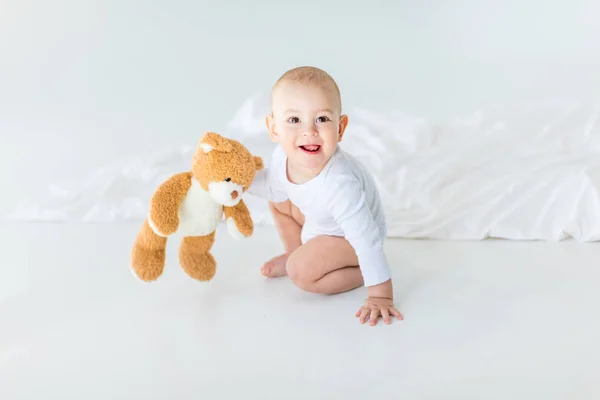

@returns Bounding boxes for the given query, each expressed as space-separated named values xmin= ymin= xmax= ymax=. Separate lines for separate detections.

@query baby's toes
xmin=260 ymin=254 xmax=289 ymax=278
xmin=261 ymin=262 xmax=273 ymax=276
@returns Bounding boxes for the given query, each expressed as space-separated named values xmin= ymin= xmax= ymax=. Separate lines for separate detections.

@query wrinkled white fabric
xmin=8 ymin=93 xmax=600 ymax=241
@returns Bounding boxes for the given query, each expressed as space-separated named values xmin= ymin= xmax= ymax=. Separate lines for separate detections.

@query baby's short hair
xmin=273 ymin=66 xmax=342 ymax=111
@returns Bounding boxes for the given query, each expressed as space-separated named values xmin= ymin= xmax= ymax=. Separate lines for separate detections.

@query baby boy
xmin=248 ymin=66 xmax=402 ymax=326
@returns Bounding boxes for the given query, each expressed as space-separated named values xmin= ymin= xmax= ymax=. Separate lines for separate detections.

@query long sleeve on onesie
xmin=247 ymin=145 xmax=391 ymax=287
xmin=247 ymin=146 xmax=288 ymax=203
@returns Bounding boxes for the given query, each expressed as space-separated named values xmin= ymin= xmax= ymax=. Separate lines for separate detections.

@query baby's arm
xmin=325 ymin=177 xmax=391 ymax=287
xmin=246 ymin=147 xmax=288 ymax=203
xmin=325 ymin=176 xmax=402 ymax=325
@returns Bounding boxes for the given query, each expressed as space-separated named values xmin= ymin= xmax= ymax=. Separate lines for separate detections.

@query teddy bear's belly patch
xmin=176 ymin=179 xmax=223 ymax=237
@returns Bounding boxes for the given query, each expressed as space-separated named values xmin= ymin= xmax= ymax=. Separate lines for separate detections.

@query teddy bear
xmin=130 ymin=131 xmax=263 ymax=282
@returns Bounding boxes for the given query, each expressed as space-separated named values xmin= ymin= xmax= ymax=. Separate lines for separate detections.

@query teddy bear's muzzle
xmin=207 ymin=181 xmax=243 ymax=206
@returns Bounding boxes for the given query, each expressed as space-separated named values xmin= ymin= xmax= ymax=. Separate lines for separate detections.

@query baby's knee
xmin=286 ymin=254 xmax=317 ymax=293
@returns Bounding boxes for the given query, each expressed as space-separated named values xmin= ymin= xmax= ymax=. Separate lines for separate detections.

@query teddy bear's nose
xmin=231 ymin=190 xmax=239 ymax=200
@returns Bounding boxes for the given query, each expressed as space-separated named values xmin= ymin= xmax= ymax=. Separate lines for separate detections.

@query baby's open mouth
xmin=299 ymin=145 xmax=321 ymax=153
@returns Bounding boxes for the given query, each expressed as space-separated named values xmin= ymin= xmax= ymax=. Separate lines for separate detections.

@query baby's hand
xmin=355 ymin=297 xmax=403 ymax=326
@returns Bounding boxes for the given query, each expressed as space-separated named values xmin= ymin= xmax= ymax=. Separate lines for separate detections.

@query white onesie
xmin=247 ymin=144 xmax=391 ymax=287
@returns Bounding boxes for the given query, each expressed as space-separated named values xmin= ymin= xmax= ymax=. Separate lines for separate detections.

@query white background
xmin=2 ymin=0 xmax=600 ymax=217
xmin=3 ymin=3 xmax=600 ymax=398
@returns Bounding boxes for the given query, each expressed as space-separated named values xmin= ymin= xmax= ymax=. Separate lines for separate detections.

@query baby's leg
xmin=261 ymin=200 xmax=305 ymax=277
xmin=286 ymin=235 xmax=363 ymax=295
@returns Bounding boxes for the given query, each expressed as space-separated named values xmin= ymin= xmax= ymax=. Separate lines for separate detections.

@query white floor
xmin=1 ymin=222 xmax=600 ymax=399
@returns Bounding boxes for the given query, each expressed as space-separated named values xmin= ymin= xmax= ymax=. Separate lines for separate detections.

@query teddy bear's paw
xmin=130 ymin=246 xmax=166 ymax=282
xmin=180 ymin=252 xmax=217 ymax=281
xmin=227 ymin=218 xmax=248 ymax=240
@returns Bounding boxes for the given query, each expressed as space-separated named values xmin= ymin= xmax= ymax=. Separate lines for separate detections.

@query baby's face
xmin=267 ymin=82 xmax=348 ymax=174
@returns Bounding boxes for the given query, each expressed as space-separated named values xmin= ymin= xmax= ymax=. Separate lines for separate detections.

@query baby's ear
xmin=265 ymin=114 xmax=278 ymax=143
xmin=198 ymin=131 xmax=234 ymax=153
xmin=253 ymin=156 xmax=264 ymax=171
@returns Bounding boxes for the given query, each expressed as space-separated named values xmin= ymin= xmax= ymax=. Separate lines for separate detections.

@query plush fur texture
xmin=131 ymin=131 xmax=263 ymax=282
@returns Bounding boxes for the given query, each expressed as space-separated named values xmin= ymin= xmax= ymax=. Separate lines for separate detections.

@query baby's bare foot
xmin=261 ymin=253 xmax=289 ymax=277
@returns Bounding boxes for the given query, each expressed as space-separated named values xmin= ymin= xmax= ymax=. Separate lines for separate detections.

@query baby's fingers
xmin=369 ymin=308 xmax=380 ymax=326
xmin=359 ymin=307 xmax=370 ymax=324
xmin=390 ymin=307 xmax=404 ymax=321
xmin=381 ymin=308 xmax=391 ymax=325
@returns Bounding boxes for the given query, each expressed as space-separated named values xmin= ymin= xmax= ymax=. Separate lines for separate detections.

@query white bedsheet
xmin=8 ymin=93 xmax=600 ymax=241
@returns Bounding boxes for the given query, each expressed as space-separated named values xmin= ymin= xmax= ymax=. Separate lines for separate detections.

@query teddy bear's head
xmin=191 ymin=131 xmax=263 ymax=207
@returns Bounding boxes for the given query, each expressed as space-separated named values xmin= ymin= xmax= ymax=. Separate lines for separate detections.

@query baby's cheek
xmin=280 ymin=127 xmax=299 ymax=139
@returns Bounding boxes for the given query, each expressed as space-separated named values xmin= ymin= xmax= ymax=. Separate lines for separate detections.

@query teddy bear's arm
xmin=148 ymin=172 xmax=192 ymax=236
xmin=223 ymin=200 xmax=253 ymax=239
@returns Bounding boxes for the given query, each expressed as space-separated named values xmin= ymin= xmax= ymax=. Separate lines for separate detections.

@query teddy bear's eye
xmin=225 ymin=177 xmax=231 ymax=182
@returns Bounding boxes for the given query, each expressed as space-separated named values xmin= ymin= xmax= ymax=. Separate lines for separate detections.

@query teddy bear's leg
xmin=131 ymin=219 xmax=168 ymax=281
xmin=178 ymin=231 xmax=217 ymax=281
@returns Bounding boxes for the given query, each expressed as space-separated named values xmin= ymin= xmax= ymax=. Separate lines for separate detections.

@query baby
xmin=248 ymin=66 xmax=402 ymax=326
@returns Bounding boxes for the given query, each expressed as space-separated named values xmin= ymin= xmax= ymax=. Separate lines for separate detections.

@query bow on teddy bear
xmin=130 ymin=131 xmax=263 ymax=282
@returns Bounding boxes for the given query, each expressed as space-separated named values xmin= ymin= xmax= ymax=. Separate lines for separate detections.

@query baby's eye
xmin=288 ymin=116 xmax=300 ymax=123
xmin=316 ymin=116 xmax=330 ymax=123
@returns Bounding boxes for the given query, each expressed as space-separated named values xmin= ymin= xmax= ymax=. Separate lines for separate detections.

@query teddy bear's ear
xmin=198 ymin=132 xmax=234 ymax=154
xmin=253 ymin=156 xmax=264 ymax=171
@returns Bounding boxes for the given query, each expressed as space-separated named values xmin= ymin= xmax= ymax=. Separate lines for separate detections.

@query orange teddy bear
xmin=130 ymin=131 xmax=263 ymax=282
